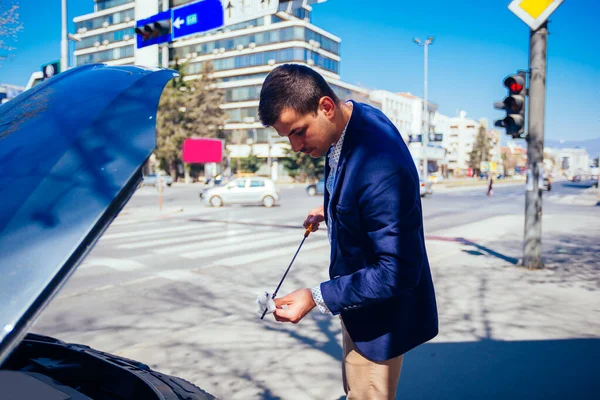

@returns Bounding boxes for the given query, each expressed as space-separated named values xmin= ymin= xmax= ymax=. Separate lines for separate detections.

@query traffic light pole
xmin=523 ymin=22 xmax=547 ymax=269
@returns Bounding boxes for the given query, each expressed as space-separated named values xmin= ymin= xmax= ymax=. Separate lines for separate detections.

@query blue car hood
xmin=0 ymin=64 xmax=176 ymax=365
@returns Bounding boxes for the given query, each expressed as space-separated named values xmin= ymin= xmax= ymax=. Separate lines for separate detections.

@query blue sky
xmin=1 ymin=0 xmax=598 ymax=141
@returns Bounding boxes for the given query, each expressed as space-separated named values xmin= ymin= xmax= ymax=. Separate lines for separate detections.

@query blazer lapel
xmin=324 ymin=148 xmax=332 ymax=225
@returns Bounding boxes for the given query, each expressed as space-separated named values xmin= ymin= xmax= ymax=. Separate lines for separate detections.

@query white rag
xmin=256 ymin=291 xmax=276 ymax=316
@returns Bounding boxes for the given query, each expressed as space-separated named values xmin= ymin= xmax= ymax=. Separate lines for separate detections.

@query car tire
xmin=263 ymin=195 xmax=275 ymax=208
xmin=209 ymin=196 xmax=223 ymax=207
xmin=307 ymin=187 xmax=317 ymax=196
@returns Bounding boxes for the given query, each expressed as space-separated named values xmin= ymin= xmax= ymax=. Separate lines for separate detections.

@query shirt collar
xmin=328 ymin=103 xmax=352 ymax=167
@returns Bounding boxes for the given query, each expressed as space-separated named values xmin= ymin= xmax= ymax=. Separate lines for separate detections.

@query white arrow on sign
xmin=173 ymin=16 xmax=184 ymax=29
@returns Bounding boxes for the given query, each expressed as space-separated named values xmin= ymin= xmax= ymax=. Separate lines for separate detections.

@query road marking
xmin=117 ymin=225 xmax=237 ymax=249
xmin=206 ymin=239 xmax=330 ymax=267
xmin=79 ymin=257 xmax=146 ymax=271
xmin=152 ymin=228 xmax=255 ymax=254
xmin=179 ymin=230 xmax=314 ymax=259
xmin=101 ymin=223 xmax=217 ymax=240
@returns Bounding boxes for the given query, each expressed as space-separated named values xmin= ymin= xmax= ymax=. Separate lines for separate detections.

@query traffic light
xmin=494 ymin=71 xmax=527 ymax=139
xmin=41 ymin=61 xmax=61 ymax=80
xmin=135 ymin=19 xmax=171 ymax=41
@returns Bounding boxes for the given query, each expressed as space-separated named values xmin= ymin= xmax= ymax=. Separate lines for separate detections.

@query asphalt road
xmin=30 ymin=178 xmax=597 ymax=399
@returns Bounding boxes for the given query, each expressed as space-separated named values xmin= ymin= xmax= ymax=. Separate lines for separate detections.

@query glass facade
xmin=224 ymin=86 xmax=261 ymax=102
xmin=229 ymin=127 xmax=275 ymax=144
xmin=76 ymin=8 xmax=134 ymax=32
xmin=220 ymin=73 xmax=268 ymax=82
xmin=76 ymin=27 xmax=135 ymax=50
xmin=170 ymin=0 xmax=196 ymax=7
xmin=186 ymin=48 xmax=338 ymax=74
xmin=76 ymin=45 xmax=134 ymax=64
xmin=173 ymin=26 xmax=339 ymax=59
xmin=225 ymin=107 xmax=259 ymax=123
xmin=96 ymin=0 xmax=134 ymax=11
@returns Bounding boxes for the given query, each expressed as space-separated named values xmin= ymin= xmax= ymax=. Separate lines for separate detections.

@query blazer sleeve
xmin=320 ymin=167 xmax=426 ymax=315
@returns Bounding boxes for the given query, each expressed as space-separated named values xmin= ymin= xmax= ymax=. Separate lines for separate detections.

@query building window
xmin=186 ymin=47 xmax=339 ymax=74
xmin=96 ymin=0 xmax=134 ymax=11
xmin=225 ymin=106 xmax=259 ymax=122
xmin=173 ymin=26 xmax=339 ymax=59
xmin=76 ymin=44 xmax=134 ymax=65
xmin=76 ymin=9 xmax=135 ymax=32
xmin=75 ymin=27 xmax=135 ymax=50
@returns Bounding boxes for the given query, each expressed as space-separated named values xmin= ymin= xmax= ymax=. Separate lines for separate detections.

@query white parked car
xmin=202 ymin=177 xmax=280 ymax=207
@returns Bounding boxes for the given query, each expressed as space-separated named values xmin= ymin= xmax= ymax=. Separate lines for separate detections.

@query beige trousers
xmin=341 ymin=319 xmax=404 ymax=400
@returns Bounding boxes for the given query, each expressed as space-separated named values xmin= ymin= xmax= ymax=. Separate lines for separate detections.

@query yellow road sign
xmin=508 ymin=0 xmax=564 ymax=30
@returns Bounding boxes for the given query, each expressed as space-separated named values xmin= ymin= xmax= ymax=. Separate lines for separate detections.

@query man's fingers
xmin=304 ymin=220 xmax=320 ymax=231
xmin=274 ymin=296 xmax=292 ymax=307
xmin=274 ymin=308 xmax=295 ymax=322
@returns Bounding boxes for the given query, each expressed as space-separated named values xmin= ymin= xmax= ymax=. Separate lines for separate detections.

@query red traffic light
xmin=508 ymin=81 xmax=523 ymax=93
xmin=504 ymin=74 xmax=526 ymax=94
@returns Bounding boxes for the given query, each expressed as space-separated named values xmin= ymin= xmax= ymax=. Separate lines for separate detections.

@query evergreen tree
xmin=469 ymin=126 xmax=493 ymax=176
xmin=281 ymin=147 xmax=325 ymax=181
xmin=155 ymin=62 xmax=188 ymax=180
xmin=156 ymin=61 xmax=226 ymax=180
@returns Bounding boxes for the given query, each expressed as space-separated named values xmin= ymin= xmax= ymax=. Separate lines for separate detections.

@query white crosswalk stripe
xmin=213 ymin=240 xmax=329 ymax=267
xmin=117 ymin=225 xmax=242 ymax=249
xmin=177 ymin=229 xmax=309 ymax=259
xmin=85 ymin=217 xmax=331 ymax=274
xmin=102 ymin=223 xmax=217 ymax=240
xmin=151 ymin=228 xmax=255 ymax=254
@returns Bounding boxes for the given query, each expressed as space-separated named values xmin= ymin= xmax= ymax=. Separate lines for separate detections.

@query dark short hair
xmin=258 ymin=64 xmax=340 ymax=127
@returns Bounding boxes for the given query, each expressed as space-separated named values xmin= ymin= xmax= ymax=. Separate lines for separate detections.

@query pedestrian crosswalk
xmin=81 ymin=215 xmax=330 ymax=271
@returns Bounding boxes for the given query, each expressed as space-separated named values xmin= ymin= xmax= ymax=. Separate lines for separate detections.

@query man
xmin=258 ymin=64 xmax=438 ymax=399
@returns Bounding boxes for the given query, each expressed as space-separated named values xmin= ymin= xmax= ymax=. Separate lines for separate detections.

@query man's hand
xmin=273 ymin=288 xmax=316 ymax=324
xmin=304 ymin=205 xmax=325 ymax=232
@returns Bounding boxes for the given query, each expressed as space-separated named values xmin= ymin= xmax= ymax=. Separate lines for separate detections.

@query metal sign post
xmin=507 ymin=0 xmax=564 ymax=269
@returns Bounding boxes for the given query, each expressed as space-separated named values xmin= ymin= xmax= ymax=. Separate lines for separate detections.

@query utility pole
xmin=523 ymin=22 xmax=548 ymax=269
xmin=413 ymin=37 xmax=435 ymax=180
xmin=61 ymin=0 xmax=68 ymax=71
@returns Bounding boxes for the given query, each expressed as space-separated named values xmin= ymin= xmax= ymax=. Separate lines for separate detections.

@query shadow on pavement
xmin=457 ymin=238 xmax=520 ymax=265
xmin=399 ymin=338 xmax=599 ymax=400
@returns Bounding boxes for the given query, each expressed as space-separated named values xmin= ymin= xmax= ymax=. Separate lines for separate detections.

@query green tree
xmin=156 ymin=60 xmax=226 ymax=180
xmin=281 ymin=147 xmax=325 ymax=181
xmin=238 ymin=150 xmax=261 ymax=173
xmin=155 ymin=62 xmax=188 ymax=179
xmin=183 ymin=61 xmax=226 ymax=141
xmin=469 ymin=126 xmax=493 ymax=176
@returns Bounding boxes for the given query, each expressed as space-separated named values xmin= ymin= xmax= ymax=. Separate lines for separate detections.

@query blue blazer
xmin=321 ymin=101 xmax=438 ymax=362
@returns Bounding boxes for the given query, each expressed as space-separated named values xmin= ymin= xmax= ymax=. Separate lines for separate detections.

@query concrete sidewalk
xmin=403 ymin=207 xmax=599 ymax=399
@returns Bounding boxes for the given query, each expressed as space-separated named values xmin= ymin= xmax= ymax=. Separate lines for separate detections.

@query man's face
xmin=272 ymin=97 xmax=338 ymax=158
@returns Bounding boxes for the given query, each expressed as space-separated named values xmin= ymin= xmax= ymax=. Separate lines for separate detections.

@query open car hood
xmin=0 ymin=64 xmax=176 ymax=365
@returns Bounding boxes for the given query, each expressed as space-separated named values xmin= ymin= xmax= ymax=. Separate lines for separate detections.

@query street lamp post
xmin=61 ymin=0 xmax=68 ymax=71
xmin=413 ymin=36 xmax=435 ymax=181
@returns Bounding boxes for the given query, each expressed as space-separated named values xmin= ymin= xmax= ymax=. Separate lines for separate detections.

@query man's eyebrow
xmin=287 ymin=127 xmax=300 ymax=137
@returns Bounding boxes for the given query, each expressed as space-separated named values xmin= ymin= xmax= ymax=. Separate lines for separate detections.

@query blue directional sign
xmin=135 ymin=0 xmax=224 ymax=49
xmin=136 ymin=10 xmax=172 ymax=49
xmin=172 ymin=0 xmax=224 ymax=40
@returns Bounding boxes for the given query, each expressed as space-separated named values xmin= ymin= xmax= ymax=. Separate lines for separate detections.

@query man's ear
xmin=319 ymin=96 xmax=336 ymax=119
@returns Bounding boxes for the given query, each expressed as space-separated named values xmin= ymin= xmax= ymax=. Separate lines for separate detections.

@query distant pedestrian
xmin=258 ymin=64 xmax=438 ymax=399
xmin=487 ymin=175 xmax=494 ymax=197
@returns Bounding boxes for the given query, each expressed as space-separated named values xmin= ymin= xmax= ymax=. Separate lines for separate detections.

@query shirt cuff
xmin=311 ymin=284 xmax=331 ymax=314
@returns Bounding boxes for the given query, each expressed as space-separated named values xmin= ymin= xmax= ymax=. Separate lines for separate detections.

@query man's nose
xmin=290 ymin=137 xmax=302 ymax=152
